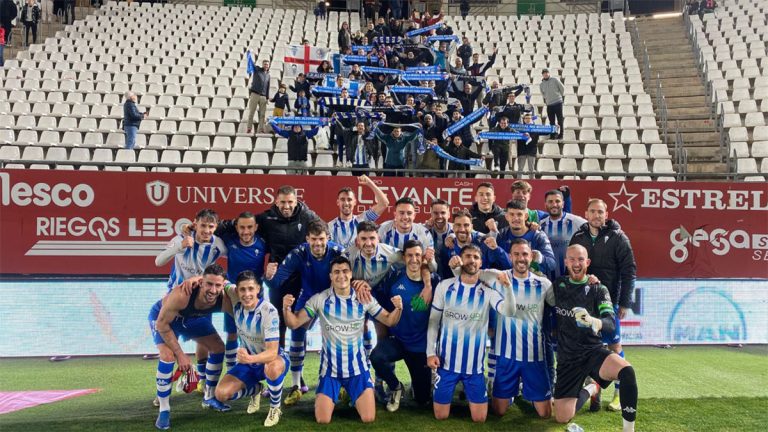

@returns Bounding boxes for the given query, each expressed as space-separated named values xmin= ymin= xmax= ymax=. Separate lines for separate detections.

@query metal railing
xmin=0 ymin=158 xmax=695 ymax=180
xmin=629 ymin=21 xmax=651 ymax=90
xmin=673 ymin=121 xmax=688 ymax=181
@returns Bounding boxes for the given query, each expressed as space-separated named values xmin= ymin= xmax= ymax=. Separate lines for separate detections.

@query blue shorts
xmin=601 ymin=304 xmax=621 ymax=345
xmin=492 ymin=358 xmax=552 ymax=402
xmin=148 ymin=302 xmax=217 ymax=345
xmin=316 ymin=370 xmax=374 ymax=405
xmin=433 ymin=368 xmax=487 ymax=404
xmin=227 ymin=352 xmax=289 ymax=388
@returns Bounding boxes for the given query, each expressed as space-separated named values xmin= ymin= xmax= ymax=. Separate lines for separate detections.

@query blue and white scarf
xmin=342 ymin=55 xmax=378 ymax=64
xmin=352 ymin=45 xmax=375 ymax=52
xmin=374 ymin=36 xmax=403 ymax=45
xmin=361 ymin=66 xmax=403 ymax=75
xmin=402 ymin=73 xmax=449 ymax=81
xmin=406 ymin=65 xmax=439 ymax=73
xmin=478 ymin=131 xmax=529 ymax=141
xmin=390 ymin=86 xmax=435 ymax=95
xmin=508 ymin=123 xmax=558 ymax=133
xmin=431 ymin=145 xmax=483 ymax=166
xmin=443 ymin=107 xmax=489 ymax=139
xmin=406 ymin=22 xmax=443 ymax=37
xmin=270 ymin=117 xmax=329 ymax=126
xmin=426 ymin=35 xmax=460 ymax=44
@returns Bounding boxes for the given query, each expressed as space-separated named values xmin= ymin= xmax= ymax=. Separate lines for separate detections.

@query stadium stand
xmin=0 ymin=2 xmax=676 ymax=179
xmin=685 ymin=0 xmax=768 ymax=181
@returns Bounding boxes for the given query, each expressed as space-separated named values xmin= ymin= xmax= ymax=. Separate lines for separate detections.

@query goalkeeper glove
xmin=572 ymin=307 xmax=602 ymax=334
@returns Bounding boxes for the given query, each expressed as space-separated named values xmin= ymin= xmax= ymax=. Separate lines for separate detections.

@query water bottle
xmin=566 ymin=424 xmax=585 ymax=432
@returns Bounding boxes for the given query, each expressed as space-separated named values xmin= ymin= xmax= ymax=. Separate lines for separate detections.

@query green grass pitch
xmin=1 ymin=346 xmax=766 ymax=431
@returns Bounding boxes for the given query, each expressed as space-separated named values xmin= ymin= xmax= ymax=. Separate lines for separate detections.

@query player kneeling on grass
xmin=149 ymin=264 xmax=230 ymax=430
xmin=546 ymin=245 xmax=638 ymax=432
xmin=283 ymin=256 xmax=404 ymax=424
xmin=213 ymin=270 xmax=288 ymax=427
xmin=427 ymin=244 xmax=518 ymax=423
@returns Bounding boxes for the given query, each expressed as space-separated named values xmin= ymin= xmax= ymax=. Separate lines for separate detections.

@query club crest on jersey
xmin=585 ymin=285 xmax=590 ymax=296
xmin=297 ymin=223 xmax=303 ymax=232
xmin=145 ymin=180 xmax=170 ymax=206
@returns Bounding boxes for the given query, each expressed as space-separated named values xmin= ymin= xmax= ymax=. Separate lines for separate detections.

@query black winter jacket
xmin=569 ymin=219 xmax=637 ymax=308
xmin=470 ymin=202 xmax=507 ymax=234
xmin=255 ymin=201 xmax=320 ymax=263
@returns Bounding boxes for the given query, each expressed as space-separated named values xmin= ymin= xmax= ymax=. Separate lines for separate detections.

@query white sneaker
xmin=247 ymin=383 xmax=262 ymax=414
xmin=335 ymin=160 xmax=343 ymax=167
xmin=386 ymin=383 xmax=404 ymax=412
xmin=263 ymin=406 xmax=282 ymax=427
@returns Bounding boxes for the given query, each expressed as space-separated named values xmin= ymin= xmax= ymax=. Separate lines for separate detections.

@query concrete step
xmin=648 ymin=52 xmax=696 ymax=63
xmin=684 ymin=147 xmax=722 ymax=161
xmin=684 ymin=162 xmax=730 ymax=174
xmin=669 ymin=118 xmax=717 ymax=131
xmin=649 ymin=58 xmax=699 ymax=69
xmin=678 ymin=131 xmax=721 ymax=144
xmin=656 ymin=76 xmax=704 ymax=88
xmin=654 ymin=95 xmax=709 ymax=108
xmin=648 ymin=86 xmax=705 ymax=98
xmin=667 ymin=106 xmax=713 ymax=119
xmin=651 ymin=68 xmax=701 ymax=79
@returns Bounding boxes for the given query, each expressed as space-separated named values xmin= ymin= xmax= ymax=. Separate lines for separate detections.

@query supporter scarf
xmin=306 ymin=72 xmax=337 ymax=80
xmin=406 ymin=22 xmax=443 ymax=37
xmin=376 ymin=121 xmax=426 ymax=153
xmin=352 ymin=45 xmax=375 ymax=52
xmin=342 ymin=55 xmax=379 ymax=64
xmin=431 ymin=145 xmax=483 ymax=166
xmin=390 ymin=86 xmax=435 ymax=94
xmin=508 ymin=123 xmax=557 ymax=133
xmin=361 ymin=66 xmax=403 ymax=75
xmin=442 ymin=107 xmax=489 ymax=139
xmin=332 ymin=111 xmax=384 ymax=120
xmin=270 ymin=117 xmax=329 ymax=126
xmin=478 ymin=131 xmax=529 ymax=140
xmin=374 ymin=36 xmax=403 ymax=45
xmin=426 ymin=35 xmax=460 ymax=43
xmin=407 ymin=65 xmax=439 ymax=73
xmin=311 ymin=86 xmax=345 ymax=95
xmin=402 ymin=73 xmax=449 ymax=81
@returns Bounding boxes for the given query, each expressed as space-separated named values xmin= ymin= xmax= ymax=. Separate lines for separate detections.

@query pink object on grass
xmin=0 ymin=389 xmax=99 ymax=415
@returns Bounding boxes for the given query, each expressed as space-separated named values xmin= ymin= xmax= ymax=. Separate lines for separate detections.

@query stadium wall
xmin=1 ymin=170 xmax=766 ymax=278
xmin=1 ymin=278 xmax=765 ymax=357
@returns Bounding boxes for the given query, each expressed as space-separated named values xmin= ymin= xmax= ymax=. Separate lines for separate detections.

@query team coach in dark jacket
xmin=219 ymin=185 xmax=319 ymax=348
xmin=256 ymin=185 xmax=320 ymax=339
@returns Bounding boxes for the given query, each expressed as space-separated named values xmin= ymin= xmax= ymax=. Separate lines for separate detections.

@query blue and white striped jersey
xmin=230 ymin=296 xmax=282 ymax=357
xmin=163 ymin=233 xmax=227 ymax=291
xmin=346 ymin=243 xmax=404 ymax=288
xmin=540 ymin=212 xmax=587 ymax=279
xmin=429 ymin=277 xmax=506 ymax=375
xmin=489 ymin=272 xmax=552 ymax=362
xmin=304 ymin=288 xmax=383 ymax=378
xmin=430 ymin=223 xmax=453 ymax=255
xmin=328 ymin=209 xmax=380 ymax=249
xmin=378 ymin=220 xmax=435 ymax=251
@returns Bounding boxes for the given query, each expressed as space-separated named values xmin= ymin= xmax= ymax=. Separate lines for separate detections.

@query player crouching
xmin=148 ymin=264 xmax=231 ymax=430
xmin=547 ymin=245 xmax=638 ymax=432
xmin=213 ymin=271 xmax=288 ymax=427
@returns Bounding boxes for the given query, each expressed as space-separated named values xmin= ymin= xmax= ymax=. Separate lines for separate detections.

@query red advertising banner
xmin=0 ymin=170 xmax=766 ymax=278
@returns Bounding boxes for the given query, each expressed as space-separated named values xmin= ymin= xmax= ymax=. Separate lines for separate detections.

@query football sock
xmin=289 ymin=327 xmax=306 ymax=387
xmin=225 ymin=338 xmax=238 ymax=370
xmin=618 ymin=366 xmax=637 ymax=427
xmin=267 ymin=374 xmax=285 ymax=408
xmin=156 ymin=360 xmax=174 ymax=412
xmin=575 ymin=383 xmax=596 ymax=411
xmin=231 ymin=385 xmax=256 ymax=401
xmin=204 ymin=353 xmax=224 ymax=400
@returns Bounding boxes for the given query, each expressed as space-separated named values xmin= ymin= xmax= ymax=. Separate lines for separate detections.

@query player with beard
xmin=545 ymin=245 xmax=638 ymax=432
xmin=264 ymin=220 xmax=344 ymax=406
xmin=427 ymin=244 xmax=517 ymax=423
xmin=439 ymin=209 xmax=511 ymax=278
xmin=328 ymin=175 xmax=390 ymax=249
xmin=540 ymin=190 xmax=586 ymax=280
xmin=423 ymin=199 xmax=453 ymax=257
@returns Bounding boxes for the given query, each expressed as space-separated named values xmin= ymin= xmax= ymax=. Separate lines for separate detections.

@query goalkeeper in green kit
xmin=369 ymin=239 xmax=440 ymax=412
xmin=546 ymin=244 xmax=638 ymax=432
